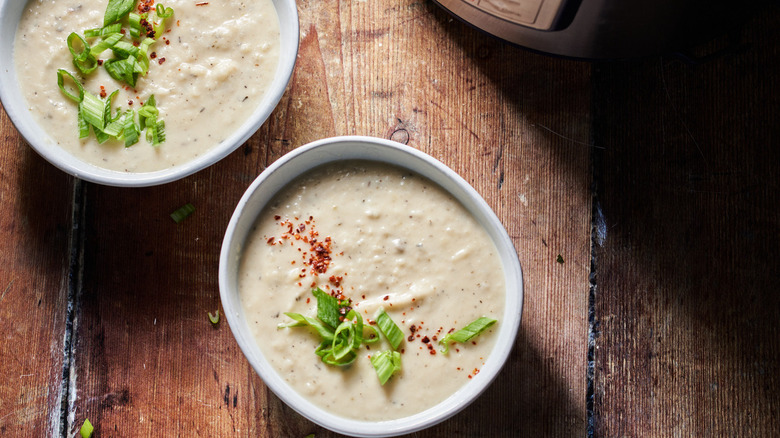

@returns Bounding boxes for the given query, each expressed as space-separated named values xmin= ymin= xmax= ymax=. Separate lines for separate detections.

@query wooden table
xmin=2 ymin=2 xmax=778 ymax=436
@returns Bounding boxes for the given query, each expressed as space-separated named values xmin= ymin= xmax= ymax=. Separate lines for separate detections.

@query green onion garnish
xmin=370 ymin=350 xmax=402 ymax=385
xmin=280 ymin=290 xmax=377 ymax=368
xmin=56 ymin=69 xmax=84 ymax=103
xmin=374 ymin=307 xmax=404 ymax=351
xmin=67 ymin=32 xmax=98 ymax=74
xmin=89 ymin=32 xmax=122 ymax=58
xmin=79 ymin=418 xmax=94 ymax=438
xmin=103 ymin=0 xmax=135 ymax=26
xmin=57 ymin=0 xmax=174 ymax=146
xmin=312 ymin=287 xmax=345 ymax=329
xmin=208 ymin=310 xmax=220 ymax=325
xmin=439 ymin=317 xmax=497 ymax=354
xmin=280 ymin=312 xmax=336 ymax=342
xmin=121 ymin=109 xmax=140 ymax=147
xmin=79 ymin=91 xmax=107 ymax=131
xmin=170 ymin=203 xmax=195 ymax=223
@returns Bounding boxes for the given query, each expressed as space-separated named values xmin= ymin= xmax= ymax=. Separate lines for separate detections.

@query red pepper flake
xmin=99 ymin=86 xmax=106 ymax=98
xmin=383 ymin=295 xmax=389 ymax=301
xmin=137 ymin=0 xmax=154 ymax=13
xmin=150 ymin=52 xmax=157 ymax=59
xmin=421 ymin=336 xmax=430 ymax=344
xmin=138 ymin=17 xmax=155 ymax=38
xmin=158 ymin=58 xmax=166 ymax=65
xmin=196 ymin=1 xmax=209 ymax=5
xmin=266 ymin=237 xmax=275 ymax=244
xmin=97 ymin=59 xmax=104 ymax=66
xmin=306 ymin=297 xmax=310 ymax=304
xmin=128 ymin=100 xmax=134 ymax=106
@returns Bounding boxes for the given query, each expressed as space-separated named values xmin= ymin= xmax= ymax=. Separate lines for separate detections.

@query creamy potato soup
xmin=238 ymin=160 xmax=505 ymax=421
xmin=14 ymin=0 xmax=279 ymax=172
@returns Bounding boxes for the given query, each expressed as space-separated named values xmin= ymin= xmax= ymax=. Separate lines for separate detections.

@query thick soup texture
xmin=14 ymin=0 xmax=279 ymax=172
xmin=238 ymin=160 xmax=506 ymax=421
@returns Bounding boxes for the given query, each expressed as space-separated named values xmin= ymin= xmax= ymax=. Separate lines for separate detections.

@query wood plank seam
xmin=56 ymin=179 xmax=87 ymax=438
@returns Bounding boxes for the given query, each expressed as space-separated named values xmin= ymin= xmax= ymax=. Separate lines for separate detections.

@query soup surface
xmin=238 ymin=160 xmax=506 ymax=421
xmin=14 ymin=0 xmax=280 ymax=172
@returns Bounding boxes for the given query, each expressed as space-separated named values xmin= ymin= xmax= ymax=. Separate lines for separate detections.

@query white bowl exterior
xmin=219 ymin=136 xmax=524 ymax=437
xmin=0 ymin=0 xmax=299 ymax=187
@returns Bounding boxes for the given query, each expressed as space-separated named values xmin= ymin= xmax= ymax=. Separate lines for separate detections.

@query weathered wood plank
xmin=0 ymin=105 xmax=73 ymax=436
xmin=592 ymin=10 xmax=780 ymax=437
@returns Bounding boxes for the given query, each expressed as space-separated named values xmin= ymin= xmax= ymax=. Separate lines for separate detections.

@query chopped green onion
xmin=170 ymin=203 xmax=195 ymax=223
xmin=103 ymin=0 xmax=135 ymax=26
xmin=57 ymin=0 xmax=175 ymax=146
xmin=375 ymin=307 xmax=404 ymax=351
xmin=370 ymin=350 xmax=402 ymax=385
xmin=281 ymin=291 xmax=369 ymax=368
xmin=208 ymin=310 xmax=220 ymax=325
xmin=439 ymin=317 xmax=497 ymax=354
xmin=103 ymin=57 xmax=139 ymax=87
xmin=312 ymin=287 xmax=344 ymax=329
xmin=121 ymin=110 xmax=140 ymax=147
xmin=84 ymin=22 xmax=122 ymax=38
xmin=128 ymin=11 xmax=143 ymax=39
xmin=79 ymin=418 xmax=94 ymax=438
xmin=156 ymin=3 xmax=175 ymax=18
xmin=280 ymin=312 xmax=335 ymax=342
xmin=154 ymin=4 xmax=175 ymax=37
xmin=67 ymin=32 xmax=98 ymax=74
xmin=89 ymin=32 xmax=122 ymax=57
xmin=332 ymin=317 xmax=359 ymax=360
xmin=362 ymin=323 xmax=380 ymax=344
xmin=79 ymin=91 xmax=106 ymax=131
xmin=56 ymin=69 xmax=84 ymax=103
xmin=316 ymin=339 xmax=357 ymax=366
xmin=111 ymin=39 xmax=139 ymax=58
xmin=77 ymin=109 xmax=90 ymax=139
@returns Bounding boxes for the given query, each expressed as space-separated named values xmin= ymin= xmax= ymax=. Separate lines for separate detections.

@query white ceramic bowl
xmin=0 ymin=0 xmax=298 ymax=187
xmin=219 ymin=136 xmax=524 ymax=437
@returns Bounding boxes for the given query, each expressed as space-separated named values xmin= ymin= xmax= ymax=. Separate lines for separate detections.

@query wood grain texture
xmin=66 ymin=0 xmax=592 ymax=436
xmin=591 ymin=9 xmax=780 ymax=437
xmin=0 ymin=104 xmax=73 ymax=436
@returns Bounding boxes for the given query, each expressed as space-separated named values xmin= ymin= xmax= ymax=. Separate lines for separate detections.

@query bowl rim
xmin=219 ymin=136 xmax=524 ymax=437
xmin=0 ymin=0 xmax=299 ymax=187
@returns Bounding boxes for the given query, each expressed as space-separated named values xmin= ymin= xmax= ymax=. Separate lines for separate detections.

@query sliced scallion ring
xmin=56 ymin=69 xmax=84 ymax=103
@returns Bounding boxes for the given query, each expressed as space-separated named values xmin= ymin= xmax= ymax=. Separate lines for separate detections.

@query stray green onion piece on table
xmin=57 ymin=0 xmax=173 ymax=146
xmin=439 ymin=317 xmax=497 ymax=354
xmin=208 ymin=310 xmax=220 ymax=325
xmin=170 ymin=203 xmax=195 ymax=223
xmin=80 ymin=418 xmax=94 ymax=438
